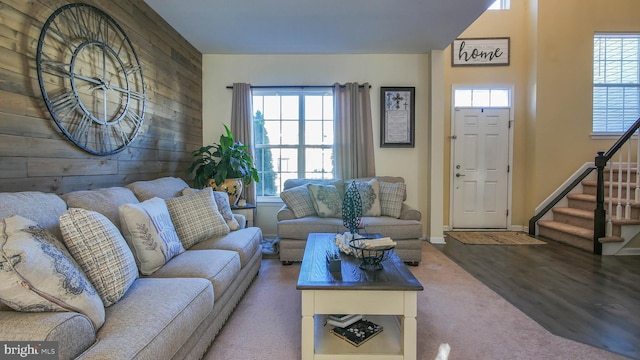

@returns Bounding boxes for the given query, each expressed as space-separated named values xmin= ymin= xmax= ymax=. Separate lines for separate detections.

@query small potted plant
xmin=187 ymin=125 xmax=259 ymax=205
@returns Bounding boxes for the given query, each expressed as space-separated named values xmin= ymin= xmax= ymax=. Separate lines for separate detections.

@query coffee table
xmin=296 ymin=233 xmax=423 ymax=360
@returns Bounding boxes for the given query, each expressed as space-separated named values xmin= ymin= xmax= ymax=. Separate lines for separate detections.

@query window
xmin=593 ymin=33 xmax=640 ymax=134
xmin=488 ymin=0 xmax=510 ymax=10
xmin=252 ymin=88 xmax=334 ymax=198
xmin=454 ymin=88 xmax=510 ymax=107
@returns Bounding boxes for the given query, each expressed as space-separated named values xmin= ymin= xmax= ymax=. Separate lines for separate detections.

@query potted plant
xmin=187 ymin=125 xmax=259 ymax=205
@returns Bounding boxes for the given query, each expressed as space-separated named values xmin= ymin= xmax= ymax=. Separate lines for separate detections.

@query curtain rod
xmin=225 ymin=84 xmax=371 ymax=89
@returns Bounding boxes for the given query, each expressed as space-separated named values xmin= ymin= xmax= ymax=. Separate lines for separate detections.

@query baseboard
xmin=615 ymin=247 xmax=640 ymax=255
xmin=429 ymin=236 xmax=446 ymax=244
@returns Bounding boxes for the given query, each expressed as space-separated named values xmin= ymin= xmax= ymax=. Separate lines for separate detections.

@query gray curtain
xmin=230 ymin=83 xmax=256 ymax=205
xmin=333 ymin=82 xmax=376 ymax=179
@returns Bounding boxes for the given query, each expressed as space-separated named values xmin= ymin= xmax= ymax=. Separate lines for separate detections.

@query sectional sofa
xmin=277 ymin=176 xmax=423 ymax=265
xmin=0 ymin=177 xmax=262 ymax=360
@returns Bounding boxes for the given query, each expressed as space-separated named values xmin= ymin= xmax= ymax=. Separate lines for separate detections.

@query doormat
xmin=446 ymin=231 xmax=546 ymax=245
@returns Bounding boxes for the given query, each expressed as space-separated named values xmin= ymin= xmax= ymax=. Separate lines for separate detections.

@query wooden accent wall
xmin=0 ymin=0 xmax=202 ymax=194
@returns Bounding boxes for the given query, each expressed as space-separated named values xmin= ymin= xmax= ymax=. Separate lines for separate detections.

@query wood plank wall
xmin=0 ymin=0 xmax=202 ymax=194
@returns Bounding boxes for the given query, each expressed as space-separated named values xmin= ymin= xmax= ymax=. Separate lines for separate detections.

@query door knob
xmin=456 ymin=173 xmax=465 ymax=178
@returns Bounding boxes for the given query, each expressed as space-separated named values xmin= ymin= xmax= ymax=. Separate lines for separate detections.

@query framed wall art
xmin=451 ymin=37 xmax=510 ymax=66
xmin=380 ymin=87 xmax=415 ymax=148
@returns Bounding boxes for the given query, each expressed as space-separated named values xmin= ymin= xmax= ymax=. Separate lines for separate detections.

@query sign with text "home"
xmin=452 ymin=38 xmax=510 ymax=66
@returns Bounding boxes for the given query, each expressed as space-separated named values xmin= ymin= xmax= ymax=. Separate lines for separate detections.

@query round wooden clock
xmin=36 ymin=3 xmax=146 ymax=155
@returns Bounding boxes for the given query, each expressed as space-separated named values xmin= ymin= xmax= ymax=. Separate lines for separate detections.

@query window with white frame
xmin=252 ymin=88 xmax=334 ymax=198
xmin=488 ymin=0 xmax=510 ymax=10
xmin=454 ymin=88 xmax=510 ymax=107
xmin=593 ymin=33 xmax=640 ymax=134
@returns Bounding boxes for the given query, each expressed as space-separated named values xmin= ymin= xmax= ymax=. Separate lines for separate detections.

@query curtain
xmin=230 ymin=83 xmax=256 ymax=205
xmin=333 ymin=82 xmax=376 ymax=179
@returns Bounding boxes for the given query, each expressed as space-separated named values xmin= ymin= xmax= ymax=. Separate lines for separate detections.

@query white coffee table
xmin=296 ymin=233 xmax=423 ymax=360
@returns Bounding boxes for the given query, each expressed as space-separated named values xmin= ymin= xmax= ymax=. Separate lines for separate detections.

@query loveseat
xmin=277 ymin=176 xmax=423 ymax=265
xmin=0 ymin=177 xmax=262 ymax=360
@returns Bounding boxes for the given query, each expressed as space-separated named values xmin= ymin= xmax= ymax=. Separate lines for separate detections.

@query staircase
xmin=537 ymin=167 xmax=640 ymax=253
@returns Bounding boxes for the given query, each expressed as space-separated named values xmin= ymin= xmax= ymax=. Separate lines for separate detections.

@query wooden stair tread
xmin=552 ymin=207 xmax=592 ymax=218
xmin=538 ymin=220 xmax=592 ymax=239
xmin=567 ymin=193 xmax=640 ymax=207
xmin=599 ymin=235 xmax=624 ymax=243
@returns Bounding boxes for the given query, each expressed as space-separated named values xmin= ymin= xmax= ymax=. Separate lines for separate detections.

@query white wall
xmin=202 ymin=54 xmax=430 ymax=236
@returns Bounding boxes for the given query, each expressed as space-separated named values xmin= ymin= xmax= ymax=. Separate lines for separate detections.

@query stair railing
xmin=594 ymin=117 xmax=640 ymax=254
xmin=529 ymin=117 xmax=640 ymax=255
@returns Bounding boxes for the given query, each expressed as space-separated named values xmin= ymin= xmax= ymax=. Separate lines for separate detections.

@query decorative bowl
xmin=349 ymin=239 xmax=395 ymax=271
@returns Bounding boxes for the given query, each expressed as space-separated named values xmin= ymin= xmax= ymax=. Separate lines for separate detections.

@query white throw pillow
xmin=0 ymin=215 xmax=105 ymax=330
xmin=165 ymin=187 xmax=229 ymax=249
xmin=379 ymin=181 xmax=406 ymax=218
xmin=119 ymin=198 xmax=186 ymax=275
xmin=59 ymin=208 xmax=139 ymax=307
xmin=307 ymin=184 xmax=343 ymax=218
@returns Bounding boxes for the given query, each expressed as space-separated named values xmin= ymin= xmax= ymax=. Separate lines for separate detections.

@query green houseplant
xmin=188 ymin=125 xmax=259 ymax=204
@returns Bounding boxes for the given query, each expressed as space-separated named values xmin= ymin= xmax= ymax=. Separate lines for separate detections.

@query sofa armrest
xmin=234 ymin=213 xmax=247 ymax=229
xmin=277 ymin=205 xmax=296 ymax=221
xmin=399 ymin=203 xmax=422 ymax=221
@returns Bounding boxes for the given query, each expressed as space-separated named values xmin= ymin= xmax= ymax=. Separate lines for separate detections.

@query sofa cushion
xmin=165 ymin=187 xmax=230 ymax=248
xmin=125 ymin=177 xmax=190 ymax=201
xmin=379 ymin=181 xmax=406 ymax=218
xmin=63 ymin=187 xmax=139 ymax=231
xmin=280 ymin=185 xmax=317 ymax=218
xmin=278 ymin=216 xmax=422 ymax=240
xmin=148 ymin=249 xmax=240 ymax=300
xmin=84 ymin=278 xmax=213 ymax=360
xmin=189 ymin=227 xmax=262 ymax=267
xmin=0 ymin=191 xmax=67 ymax=240
xmin=307 ymin=183 xmax=343 ymax=218
xmin=59 ymin=208 xmax=138 ymax=307
xmin=0 ymin=311 xmax=96 ymax=360
xmin=0 ymin=216 xmax=105 ymax=330
xmin=119 ymin=198 xmax=185 ymax=275
xmin=352 ymin=178 xmax=381 ymax=217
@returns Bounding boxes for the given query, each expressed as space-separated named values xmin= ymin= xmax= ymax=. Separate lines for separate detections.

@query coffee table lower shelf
xmin=314 ymin=315 xmax=403 ymax=360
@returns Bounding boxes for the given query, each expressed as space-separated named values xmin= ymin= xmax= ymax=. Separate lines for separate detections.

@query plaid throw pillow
xmin=379 ymin=181 xmax=406 ymax=218
xmin=280 ymin=185 xmax=317 ymax=218
xmin=165 ymin=187 xmax=229 ymax=249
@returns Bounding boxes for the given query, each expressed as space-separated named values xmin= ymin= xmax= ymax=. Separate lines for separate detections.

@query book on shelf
xmin=326 ymin=314 xmax=362 ymax=328
xmin=330 ymin=319 xmax=383 ymax=347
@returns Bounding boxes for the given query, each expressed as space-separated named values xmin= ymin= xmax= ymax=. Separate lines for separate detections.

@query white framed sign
xmin=451 ymin=37 xmax=510 ymax=66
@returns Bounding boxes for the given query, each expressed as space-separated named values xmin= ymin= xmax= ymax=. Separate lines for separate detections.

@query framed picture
xmin=451 ymin=37 xmax=510 ymax=66
xmin=380 ymin=87 xmax=415 ymax=148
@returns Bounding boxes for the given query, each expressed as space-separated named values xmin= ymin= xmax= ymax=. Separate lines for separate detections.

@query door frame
xmin=449 ymin=85 xmax=515 ymax=231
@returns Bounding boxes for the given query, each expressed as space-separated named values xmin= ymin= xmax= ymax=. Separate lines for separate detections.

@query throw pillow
xmin=379 ymin=181 xmax=406 ymax=218
xmin=280 ymin=185 xmax=317 ymax=218
xmin=181 ymin=188 xmax=240 ymax=231
xmin=353 ymin=179 xmax=382 ymax=217
xmin=165 ymin=187 xmax=230 ymax=248
xmin=59 ymin=208 xmax=139 ymax=307
xmin=0 ymin=216 xmax=105 ymax=330
xmin=119 ymin=198 xmax=186 ymax=275
xmin=307 ymin=183 xmax=343 ymax=218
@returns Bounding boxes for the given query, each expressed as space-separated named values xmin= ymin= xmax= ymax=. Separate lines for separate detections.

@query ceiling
xmin=143 ymin=0 xmax=495 ymax=54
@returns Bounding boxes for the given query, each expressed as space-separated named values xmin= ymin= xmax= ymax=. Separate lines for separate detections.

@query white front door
xmin=452 ymin=108 xmax=510 ymax=229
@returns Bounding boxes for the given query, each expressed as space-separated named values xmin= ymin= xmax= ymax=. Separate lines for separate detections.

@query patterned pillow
xmin=180 ymin=188 xmax=240 ymax=231
xmin=59 ymin=208 xmax=139 ymax=307
xmin=353 ymin=179 xmax=381 ymax=217
xmin=165 ymin=187 xmax=229 ymax=248
xmin=0 ymin=216 xmax=105 ymax=330
xmin=280 ymin=185 xmax=317 ymax=218
xmin=307 ymin=184 xmax=343 ymax=218
xmin=119 ymin=198 xmax=186 ymax=275
xmin=379 ymin=181 xmax=406 ymax=218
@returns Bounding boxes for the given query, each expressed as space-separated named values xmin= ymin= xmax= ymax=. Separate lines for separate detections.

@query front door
xmin=452 ymin=108 xmax=510 ymax=229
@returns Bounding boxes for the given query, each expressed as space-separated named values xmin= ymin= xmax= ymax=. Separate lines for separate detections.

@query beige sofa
xmin=277 ymin=176 xmax=423 ymax=265
xmin=0 ymin=177 xmax=262 ymax=360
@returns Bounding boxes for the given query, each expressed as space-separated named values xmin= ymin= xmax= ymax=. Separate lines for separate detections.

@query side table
xmin=231 ymin=203 xmax=256 ymax=227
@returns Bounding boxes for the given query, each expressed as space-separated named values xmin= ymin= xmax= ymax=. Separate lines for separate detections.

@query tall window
xmin=252 ymin=88 xmax=334 ymax=198
xmin=593 ymin=33 xmax=640 ymax=134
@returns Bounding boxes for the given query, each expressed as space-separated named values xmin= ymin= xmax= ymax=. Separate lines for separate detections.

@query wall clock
xmin=36 ymin=3 xmax=146 ymax=155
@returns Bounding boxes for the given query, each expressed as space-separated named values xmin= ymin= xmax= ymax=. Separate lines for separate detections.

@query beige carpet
xmin=446 ymin=231 xmax=546 ymax=245
xmin=203 ymin=242 xmax=624 ymax=360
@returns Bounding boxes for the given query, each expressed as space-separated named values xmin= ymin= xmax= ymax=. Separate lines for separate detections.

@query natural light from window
xmin=454 ymin=89 xmax=510 ymax=107
xmin=488 ymin=0 xmax=510 ymax=10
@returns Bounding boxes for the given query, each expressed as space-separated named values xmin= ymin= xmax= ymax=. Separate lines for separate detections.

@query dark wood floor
xmin=435 ymin=234 xmax=640 ymax=360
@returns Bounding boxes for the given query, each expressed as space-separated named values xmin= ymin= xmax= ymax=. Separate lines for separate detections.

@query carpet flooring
xmin=446 ymin=231 xmax=546 ymax=245
xmin=203 ymin=242 xmax=624 ymax=360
